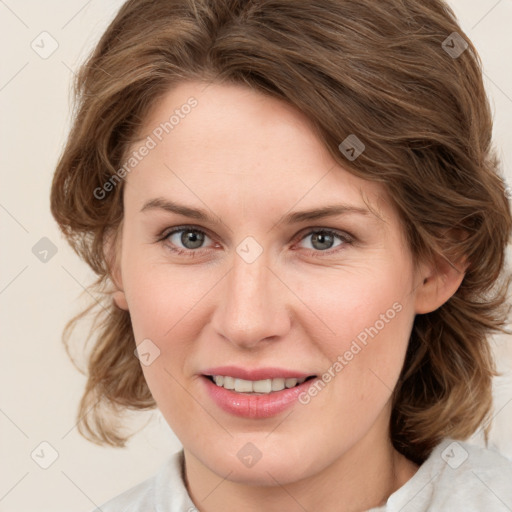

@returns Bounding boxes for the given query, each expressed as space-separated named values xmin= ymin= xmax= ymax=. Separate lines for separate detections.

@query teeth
xmin=234 ymin=378 xmax=253 ymax=393
xmin=223 ymin=376 xmax=235 ymax=389
xmin=253 ymin=379 xmax=272 ymax=393
xmin=285 ymin=378 xmax=298 ymax=388
xmin=271 ymin=377 xmax=285 ymax=391
xmin=210 ymin=375 xmax=308 ymax=394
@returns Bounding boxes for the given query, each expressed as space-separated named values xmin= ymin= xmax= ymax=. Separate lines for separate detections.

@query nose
xmin=210 ymin=249 xmax=291 ymax=350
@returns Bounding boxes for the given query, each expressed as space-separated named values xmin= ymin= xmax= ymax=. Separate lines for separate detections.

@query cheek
xmin=124 ymin=243 xmax=414 ymax=360
xmin=294 ymin=262 xmax=415 ymax=407
xmin=294 ymin=263 xmax=412 ymax=354
xmin=123 ymin=255 xmax=207 ymax=343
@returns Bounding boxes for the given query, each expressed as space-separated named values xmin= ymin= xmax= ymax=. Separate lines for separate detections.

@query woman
xmin=50 ymin=0 xmax=512 ymax=510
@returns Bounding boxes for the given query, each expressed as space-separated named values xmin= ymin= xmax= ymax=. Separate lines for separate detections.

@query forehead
xmin=124 ymin=81 xmax=394 ymax=224
xmin=134 ymin=80 xmax=329 ymax=163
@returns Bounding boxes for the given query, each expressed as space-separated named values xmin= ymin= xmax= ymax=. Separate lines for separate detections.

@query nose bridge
xmin=212 ymin=247 xmax=290 ymax=348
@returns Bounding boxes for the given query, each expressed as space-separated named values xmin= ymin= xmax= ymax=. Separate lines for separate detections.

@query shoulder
xmin=384 ymin=438 xmax=512 ymax=512
xmin=88 ymin=466 xmax=160 ymax=512
xmin=91 ymin=474 xmax=156 ymax=512
xmin=87 ymin=450 xmax=195 ymax=512
xmin=431 ymin=439 xmax=512 ymax=508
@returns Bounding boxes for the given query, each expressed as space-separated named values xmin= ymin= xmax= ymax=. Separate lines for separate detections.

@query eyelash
xmin=156 ymin=224 xmax=354 ymax=258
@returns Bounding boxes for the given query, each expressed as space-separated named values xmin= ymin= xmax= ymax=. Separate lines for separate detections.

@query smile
xmin=207 ymin=375 xmax=313 ymax=394
xmin=201 ymin=367 xmax=319 ymax=418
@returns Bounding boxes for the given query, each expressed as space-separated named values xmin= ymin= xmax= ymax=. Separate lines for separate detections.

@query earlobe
xmin=103 ymin=224 xmax=129 ymax=311
xmin=112 ymin=289 xmax=129 ymax=311
xmin=414 ymin=253 xmax=468 ymax=315
xmin=109 ymin=265 xmax=129 ymax=311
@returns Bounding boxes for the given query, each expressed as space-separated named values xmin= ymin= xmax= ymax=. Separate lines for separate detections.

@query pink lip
xmin=202 ymin=366 xmax=313 ymax=381
xmin=201 ymin=370 xmax=318 ymax=419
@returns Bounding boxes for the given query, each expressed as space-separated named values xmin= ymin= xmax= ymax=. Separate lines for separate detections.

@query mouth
xmin=200 ymin=365 xmax=320 ymax=418
xmin=200 ymin=367 xmax=320 ymax=419
xmin=203 ymin=374 xmax=317 ymax=395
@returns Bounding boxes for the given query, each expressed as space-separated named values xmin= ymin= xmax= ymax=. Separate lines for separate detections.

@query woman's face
xmin=114 ymin=81 xmax=426 ymax=485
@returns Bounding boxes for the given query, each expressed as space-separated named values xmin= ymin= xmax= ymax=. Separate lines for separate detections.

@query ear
xmin=414 ymin=249 xmax=468 ymax=314
xmin=104 ymin=225 xmax=129 ymax=311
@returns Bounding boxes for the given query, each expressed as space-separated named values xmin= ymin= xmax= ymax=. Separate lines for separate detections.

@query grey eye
xmin=168 ymin=229 xmax=209 ymax=250
xmin=299 ymin=231 xmax=345 ymax=251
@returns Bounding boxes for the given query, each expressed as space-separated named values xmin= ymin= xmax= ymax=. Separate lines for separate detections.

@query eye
xmin=295 ymin=228 xmax=352 ymax=255
xmin=158 ymin=225 xmax=353 ymax=258
xmin=160 ymin=226 xmax=215 ymax=256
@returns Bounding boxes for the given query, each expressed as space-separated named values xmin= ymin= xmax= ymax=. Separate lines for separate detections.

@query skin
xmin=109 ymin=81 xmax=465 ymax=511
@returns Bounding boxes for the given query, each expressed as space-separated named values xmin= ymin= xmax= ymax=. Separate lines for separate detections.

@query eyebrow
xmin=140 ymin=197 xmax=370 ymax=224
xmin=140 ymin=197 xmax=371 ymax=224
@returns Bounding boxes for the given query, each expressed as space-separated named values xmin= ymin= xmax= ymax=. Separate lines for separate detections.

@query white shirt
xmin=91 ymin=438 xmax=512 ymax=511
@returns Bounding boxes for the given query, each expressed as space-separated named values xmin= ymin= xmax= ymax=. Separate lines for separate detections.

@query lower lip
xmin=202 ymin=376 xmax=317 ymax=419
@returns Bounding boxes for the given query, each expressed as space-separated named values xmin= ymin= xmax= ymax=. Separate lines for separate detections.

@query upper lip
xmin=202 ymin=366 xmax=315 ymax=381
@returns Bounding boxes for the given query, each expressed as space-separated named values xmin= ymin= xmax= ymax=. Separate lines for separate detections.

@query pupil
xmin=182 ymin=230 xmax=204 ymax=249
xmin=312 ymin=232 xmax=333 ymax=250
xmin=179 ymin=231 xmax=333 ymax=251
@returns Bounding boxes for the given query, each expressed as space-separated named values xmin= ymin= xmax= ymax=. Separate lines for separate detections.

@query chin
xmin=198 ymin=443 xmax=317 ymax=487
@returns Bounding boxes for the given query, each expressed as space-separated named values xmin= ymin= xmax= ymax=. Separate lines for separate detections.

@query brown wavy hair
xmin=50 ymin=0 xmax=512 ymax=464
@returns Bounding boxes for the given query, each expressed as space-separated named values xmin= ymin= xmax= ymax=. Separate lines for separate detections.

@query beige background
xmin=1 ymin=1 xmax=511 ymax=511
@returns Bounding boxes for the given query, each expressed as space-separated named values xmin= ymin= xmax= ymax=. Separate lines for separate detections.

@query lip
xmin=201 ymin=369 xmax=318 ymax=419
xmin=202 ymin=366 xmax=313 ymax=381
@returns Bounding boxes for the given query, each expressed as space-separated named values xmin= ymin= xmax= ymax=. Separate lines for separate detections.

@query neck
xmin=183 ymin=420 xmax=419 ymax=512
